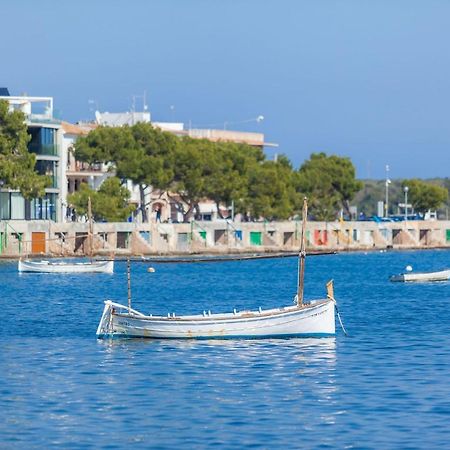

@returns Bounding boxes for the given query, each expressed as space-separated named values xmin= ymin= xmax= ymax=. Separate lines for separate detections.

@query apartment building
xmin=0 ymin=89 xmax=62 ymax=221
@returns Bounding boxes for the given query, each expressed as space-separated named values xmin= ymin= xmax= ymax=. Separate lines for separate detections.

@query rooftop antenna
xmin=143 ymin=90 xmax=148 ymax=111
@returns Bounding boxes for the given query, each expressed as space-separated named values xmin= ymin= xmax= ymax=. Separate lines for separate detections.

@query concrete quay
xmin=1 ymin=219 xmax=449 ymax=258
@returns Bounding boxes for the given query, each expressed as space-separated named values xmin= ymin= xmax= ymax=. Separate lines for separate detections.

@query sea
xmin=1 ymin=249 xmax=450 ymax=449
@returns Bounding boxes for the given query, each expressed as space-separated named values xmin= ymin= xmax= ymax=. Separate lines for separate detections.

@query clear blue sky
xmin=2 ymin=0 xmax=449 ymax=179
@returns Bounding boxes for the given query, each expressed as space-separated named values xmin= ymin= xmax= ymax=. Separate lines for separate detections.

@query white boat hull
xmin=96 ymin=299 xmax=336 ymax=339
xmin=390 ymin=269 xmax=450 ymax=282
xmin=18 ymin=259 xmax=114 ymax=274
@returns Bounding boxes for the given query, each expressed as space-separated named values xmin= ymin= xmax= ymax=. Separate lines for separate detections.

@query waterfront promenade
xmin=1 ymin=219 xmax=449 ymax=258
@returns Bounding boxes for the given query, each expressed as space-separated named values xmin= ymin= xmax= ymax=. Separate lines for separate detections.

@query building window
xmin=31 ymin=194 xmax=56 ymax=221
xmin=0 ymin=192 xmax=11 ymax=220
xmin=35 ymin=160 xmax=58 ymax=188
xmin=10 ymin=193 xmax=25 ymax=219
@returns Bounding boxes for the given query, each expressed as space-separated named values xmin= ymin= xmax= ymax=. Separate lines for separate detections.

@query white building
xmin=0 ymin=89 xmax=62 ymax=221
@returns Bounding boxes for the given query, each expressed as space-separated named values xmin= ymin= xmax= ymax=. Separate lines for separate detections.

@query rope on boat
xmin=334 ymin=301 xmax=348 ymax=337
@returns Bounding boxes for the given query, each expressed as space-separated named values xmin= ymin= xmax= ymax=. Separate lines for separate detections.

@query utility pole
xmin=385 ymin=164 xmax=391 ymax=218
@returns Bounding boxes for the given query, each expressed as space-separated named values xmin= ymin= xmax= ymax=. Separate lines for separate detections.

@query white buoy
xmin=406 ymin=265 xmax=413 ymax=272
xmin=147 ymin=267 xmax=155 ymax=273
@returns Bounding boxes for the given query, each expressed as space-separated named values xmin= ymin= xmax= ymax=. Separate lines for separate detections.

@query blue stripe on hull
xmin=97 ymin=332 xmax=336 ymax=340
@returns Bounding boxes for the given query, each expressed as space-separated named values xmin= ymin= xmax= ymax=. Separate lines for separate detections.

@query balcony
xmin=28 ymin=142 xmax=59 ymax=157
xmin=66 ymin=161 xmax=107 ymax=177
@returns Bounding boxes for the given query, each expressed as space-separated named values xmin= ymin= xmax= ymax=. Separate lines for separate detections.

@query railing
xmin=0 ymin=221 xmax=23 ymax=254
xmin=28 ymin=142 xmax=59 ymax=157
xmin=27 ymin=114 xmax=61 ymax=125
xmin=72 ymin=161 xmax=104 ymax=172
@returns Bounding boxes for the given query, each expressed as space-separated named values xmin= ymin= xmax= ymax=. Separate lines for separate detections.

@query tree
xmin=169 ymin=137 xmax=211 ymax=222
xmin=0 ymin=99 xmax=50 ymax=198
xmin=297 ymin=153 xmax=362 ymax=221
xmin=68 ymin=177 xmax=135 ymax=222
xmin=203 ymin=141 xmax=262 ymax=219
xmin=75 ymin=123 xmax=178 ymax=222
xmin=244 ymin=155 xmax=299 ymax=220
xmin=402 ymin=179 xmax=448 ymax=214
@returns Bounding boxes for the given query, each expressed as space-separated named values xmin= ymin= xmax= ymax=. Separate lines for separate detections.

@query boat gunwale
xmin=110 ymin=298 xmax=333 ymax=324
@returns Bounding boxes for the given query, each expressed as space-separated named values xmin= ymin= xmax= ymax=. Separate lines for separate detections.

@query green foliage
xmin=75 ymin=123 xmax=367 ymax=222
xmin=0 ymin=100 xmax=50 ymax=198
xmin=75 ymin=123 xmax=178 ymax=221
xmin=402 ymin=179 xmax=448 ymax=213
xmin=297 ymin=152 xmax=362 ymax=221
xmin=244 ymin=156 xmax=299 ymax=220
xmin=68 ymin=177 xmax=135 ymax=222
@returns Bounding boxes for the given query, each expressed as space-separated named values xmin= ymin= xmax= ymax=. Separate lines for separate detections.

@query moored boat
xmin=389 ymin=268 xmax=450 ymax=282
xmin=18 ymin=259 xmax=114 ymax=274
xmin=96 ymin=297 xmax=335 ymax=339
xmin=17 ymin=197 xmax=114 ymax=274
xmin=96 ymin=198 xmax=339 ymax=340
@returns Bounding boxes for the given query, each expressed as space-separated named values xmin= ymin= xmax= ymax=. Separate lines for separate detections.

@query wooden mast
xmin=297 ymin=197 xmax=308 ymax=307
xmin=87 ymin=196 xmax=93 ymax=261
xmin=127 ymin=258 xmax=132 ymax=313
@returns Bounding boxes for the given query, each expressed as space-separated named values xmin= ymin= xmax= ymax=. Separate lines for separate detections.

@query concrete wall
xmin=1 ymin=219 xmax=449 ymax=258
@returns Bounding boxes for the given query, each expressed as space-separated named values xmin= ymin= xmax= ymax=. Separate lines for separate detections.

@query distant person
xmin=155 ymin=207 xmax=161 ymax=222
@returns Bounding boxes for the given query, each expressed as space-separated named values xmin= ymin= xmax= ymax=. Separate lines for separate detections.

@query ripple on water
xmin=1 ymin=250 xmax=450 ymax=448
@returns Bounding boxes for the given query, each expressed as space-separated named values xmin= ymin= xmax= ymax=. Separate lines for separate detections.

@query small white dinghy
xmin=18 ymin=259 xmax=114 ymax=274
xmin=390 ymin=268 xmax=450 ymax=282
xmin=97 ymin=198 xmax=339 ymax=340
xmin=17 ymin=197 xmax=114 ymax=274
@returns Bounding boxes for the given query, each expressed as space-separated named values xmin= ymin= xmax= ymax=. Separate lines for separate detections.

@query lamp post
xmin=385 ymin=164 xmax=391 ymax=218
xmin=404 ymin=186 xmax=409 ymax=221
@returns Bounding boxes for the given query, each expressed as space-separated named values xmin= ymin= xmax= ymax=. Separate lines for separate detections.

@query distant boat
xmin=18 ymin=197 xmax=114 ymax=274
xmin=96 ymin=198 xmax=338 ymax=339
xmin=389 ymin=268 xmax=450 ymax=282
xmin=19 ymin=259 xmax=114 ymax=274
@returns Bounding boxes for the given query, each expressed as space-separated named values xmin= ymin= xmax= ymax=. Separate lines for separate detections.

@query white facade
xmin=0 ymin=93 xmax=62 ymax=222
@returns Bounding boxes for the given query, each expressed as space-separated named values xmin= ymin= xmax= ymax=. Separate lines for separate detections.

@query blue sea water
xmin=1 ymin=249 xmax=450 ymax=449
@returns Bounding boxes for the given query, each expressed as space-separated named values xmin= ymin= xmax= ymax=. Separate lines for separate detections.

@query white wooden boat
xmin=18 ymin=259 xmax=114 ymax=274
xmin=96 ymin=198 xmax=339 ymax=340
xmin=17 ymin=197 xmax=114 ymax=274
xmin=96 ymin=298 xmax=335 ymax=339
xmin=390 ymin=268 xmax=450 ymax=282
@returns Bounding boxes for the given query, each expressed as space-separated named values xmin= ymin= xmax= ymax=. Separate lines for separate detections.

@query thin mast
xmin=88 ymin=196 xmax=93 ymax=261
xmin=127 ymin=258 xmax=132 ymax=313
xmin=297 ymin=197 xmax=308 ymax=307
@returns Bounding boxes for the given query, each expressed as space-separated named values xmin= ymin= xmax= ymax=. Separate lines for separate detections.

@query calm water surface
xmin=1 ymin=250 xmax=450 ymax=449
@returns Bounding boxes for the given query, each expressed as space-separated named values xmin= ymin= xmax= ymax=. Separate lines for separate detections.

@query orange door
xmin=31 ymin=232 xmax=46 ymax=254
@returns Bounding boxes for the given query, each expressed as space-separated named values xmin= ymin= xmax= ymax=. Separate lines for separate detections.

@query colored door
xmin=31 ymin=232 xmax=46 ymax=254
xmin=250 ymin=231 xmax=262 ymax=246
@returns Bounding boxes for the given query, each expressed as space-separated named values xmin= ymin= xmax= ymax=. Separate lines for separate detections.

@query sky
xmin=1 ymin=0 xmax=450 ymax=179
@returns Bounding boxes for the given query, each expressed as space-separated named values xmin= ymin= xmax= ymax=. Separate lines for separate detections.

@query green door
xmin=446 ymin=229 xmax=450 ymax=242
xmin=250 ymin=231 xmax=262 ymax=245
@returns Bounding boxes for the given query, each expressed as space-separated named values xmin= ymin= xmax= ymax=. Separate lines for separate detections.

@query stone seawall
xmin=1 ymin=219 xmax=449 ymax=258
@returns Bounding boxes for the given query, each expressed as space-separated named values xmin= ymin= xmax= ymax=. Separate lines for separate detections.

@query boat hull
xmin=18 ymin=260 xmax=114 ymax=274
xmin=390 ymin=269 xmax=450 ymax=282
xmin=97 ymin=299 xmax=336 ymax=339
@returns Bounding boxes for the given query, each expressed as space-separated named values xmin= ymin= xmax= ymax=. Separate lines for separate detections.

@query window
xmin=31 ymin=194 xmax=56 ymax=221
